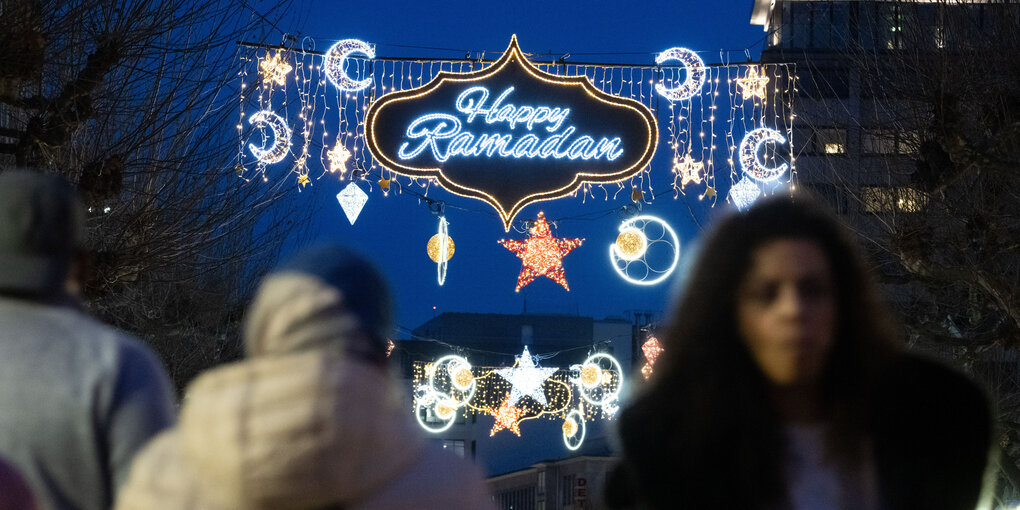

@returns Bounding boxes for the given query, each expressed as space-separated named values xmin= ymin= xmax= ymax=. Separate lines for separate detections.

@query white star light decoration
xmin=326 ymin=143 xmax=352 ymax=174
xmin=729 ymin=177 xmax=761 ymax=210
xmin=495 ymin=346 xmax=558 ymax=407
xmin=336 ymin=182 xmax=368 ymax=224
xmin=672 ymin=153 xmax=704 ymax=188
xmin=736 ymin=66 xmax=770 ymax=101
xmin=259 ymin=51 xmax=292 ymax=86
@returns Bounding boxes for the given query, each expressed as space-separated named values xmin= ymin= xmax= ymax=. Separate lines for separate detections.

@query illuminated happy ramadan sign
xmin=367 ymin=36 xmax=658 ymax=230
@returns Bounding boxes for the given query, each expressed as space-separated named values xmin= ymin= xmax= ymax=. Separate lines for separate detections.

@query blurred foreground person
xmin=0 ymin=170 xmax=176 ymax=510
xmin=117 ymin=244 xmax=494 ymax=510
xmin=606 ymin=194 xmax=994 ymax=510
xmin=0 ymin=456 xmax=37 ymax=510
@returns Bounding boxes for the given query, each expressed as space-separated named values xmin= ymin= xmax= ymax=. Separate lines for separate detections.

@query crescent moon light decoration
xmin=739 ymin=127 xmax=789 ymax=183
xmin=654 ymin=47 xmax=707 ymax=102
xmin=323 ymin=39 xmax=375 ymax=91
xmin=247 ymin=110 xmax=291 ymax=164
xmin=609 ymin=215 xmax=681 ymax=286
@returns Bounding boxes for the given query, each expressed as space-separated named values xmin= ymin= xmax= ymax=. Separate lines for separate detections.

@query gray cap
xmin=0 ymin=170 xmax=85 ymax=296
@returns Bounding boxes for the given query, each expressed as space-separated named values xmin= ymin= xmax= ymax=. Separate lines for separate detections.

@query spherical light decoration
xmin=562 ymin=417 xmax=578 ymax=438
xmin=614 ymin=227 xmax=647 ymax=261
xmin=562 ymin=409 xmax=587 ymax=451
xmin=427 ymin=233 xmax=455 ymax=263
xmin=579 ymin=364 xmax=602 ymax=388
xmin=452 ymin=366 xmax=474 ymax=391
xmin=572 ymin=353 xmax=624 ymax=408
xmin=435 ymin=399 xmax=457 ymax=420
xmin=609 ymin=215 xmax=681 ymax=286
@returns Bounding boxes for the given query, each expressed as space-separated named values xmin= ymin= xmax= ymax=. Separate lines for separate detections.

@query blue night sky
xmin=271 ymin=0 xmax=768 ymax=333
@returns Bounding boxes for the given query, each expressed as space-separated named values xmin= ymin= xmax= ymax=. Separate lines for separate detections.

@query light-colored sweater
xmin=117 ymin=272 xmax=494 ymax=510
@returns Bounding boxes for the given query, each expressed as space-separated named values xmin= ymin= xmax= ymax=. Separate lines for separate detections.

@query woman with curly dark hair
xmin=606 ymin=193 xmax=994 ymax=510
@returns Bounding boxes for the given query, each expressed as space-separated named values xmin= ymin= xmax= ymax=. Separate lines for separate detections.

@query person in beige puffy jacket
xmin=116 ymin=244 xmax=495 ymax=510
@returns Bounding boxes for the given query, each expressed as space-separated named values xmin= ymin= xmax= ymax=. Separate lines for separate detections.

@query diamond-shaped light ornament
xmin=336 ymin=182 xmax=368 ymax=224
xmin=729 ymin=177 xmax=761 ymax=211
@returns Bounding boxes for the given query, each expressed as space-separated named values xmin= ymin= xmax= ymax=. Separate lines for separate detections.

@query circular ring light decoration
xmin=739 ymin=127 xmax=789 ymax=183
xmin=427 ymin=355 xmax=476 ymax=407
xmin=415 ymin=398 xmax=457 ymax=434
xmin=572 ymin=353 xmax=624 ymax=408
xmin=609 ymin=215 xmax=681 ymax=286
xmin=324 ymin=39 xmax=375 ymax=91
xmin=427 ymin=217 xmax=454 ymax=286
xmin=562 ymin=409 xmax=587 ymax=451
xmin=247 ymin=110 xmax=291 ymax=164
xmin=654 ymin=47 xmax=706 ymax=102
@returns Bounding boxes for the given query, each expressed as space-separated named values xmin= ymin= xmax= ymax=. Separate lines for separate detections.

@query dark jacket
xmin=605 ymin=354 xmax=993 ymax=510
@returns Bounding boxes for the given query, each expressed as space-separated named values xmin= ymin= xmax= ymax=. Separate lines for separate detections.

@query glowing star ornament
xmin=499 ymin=212 xmax=584 ymax=292
xmin=729 ymin=177 xmax=761 ymax=210
xmin=655 ymin=47 xmax=706 ymax=101
xmin=495 ymin=346 xmax=558 ymax=406
xmin=248 ymin=111 xmax=291 ymax=164
xmin=336 ymin=182 xmax=368 ymax=224
xmin=673 ymin=153 xmax=704 ymax=188
xmin=703 ymin=185 xmax=717 ymax=200
xmin=259 ymin=51 xmax=292 ymax=86
xmin=631 ymin=187 xmax=644 ymax=203
xmin=736 ymin=66 xmax=770 ymax=101
xmin=324 ymin=39 xmax=375 ymax=91
xmin=326 ymin=143 xmax=352 ymax=174
xmin=739 ymin=127 xmax=789 ymax=183
xmin=488 ymin=397 xmax=524 ymax=437
xmin=297 ymin=174 xmax=311 ymax=187
xmin=377 ymin=178 xmax=391 ymax=192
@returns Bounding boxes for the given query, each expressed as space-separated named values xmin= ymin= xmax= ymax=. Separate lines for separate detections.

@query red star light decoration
xmin=499 ymin=212 xmax=584 ymax=292
xmin=488 ymin=397 xmax=524 ymax=437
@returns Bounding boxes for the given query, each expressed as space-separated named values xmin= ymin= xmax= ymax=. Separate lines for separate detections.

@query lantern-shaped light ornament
xmin=336 ymin=182 xmax=368 ymax=224
xmin=729 ymin=177 xmax=761 ymax=211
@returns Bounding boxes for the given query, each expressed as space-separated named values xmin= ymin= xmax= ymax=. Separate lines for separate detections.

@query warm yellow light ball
xmin=562 ymin=418 xmax=578 ymax=438
xmin=580 ymin=364 xmax=601 ymax=388
xmin=435 ymin=400 xmax=456 ymax=419
xmin=453 ymin=367 xmax=474 ymax=390
xmin=614 ymin=228 xmax=647 ymax=260
xmin=427 ymin=234 xmax=455 ymax=262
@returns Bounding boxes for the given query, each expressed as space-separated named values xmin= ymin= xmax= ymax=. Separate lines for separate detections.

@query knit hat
xmin=244 ymin=243 xmax=393 ymax=361
xmin=0 ymin=170 xmax=85 ymax=296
